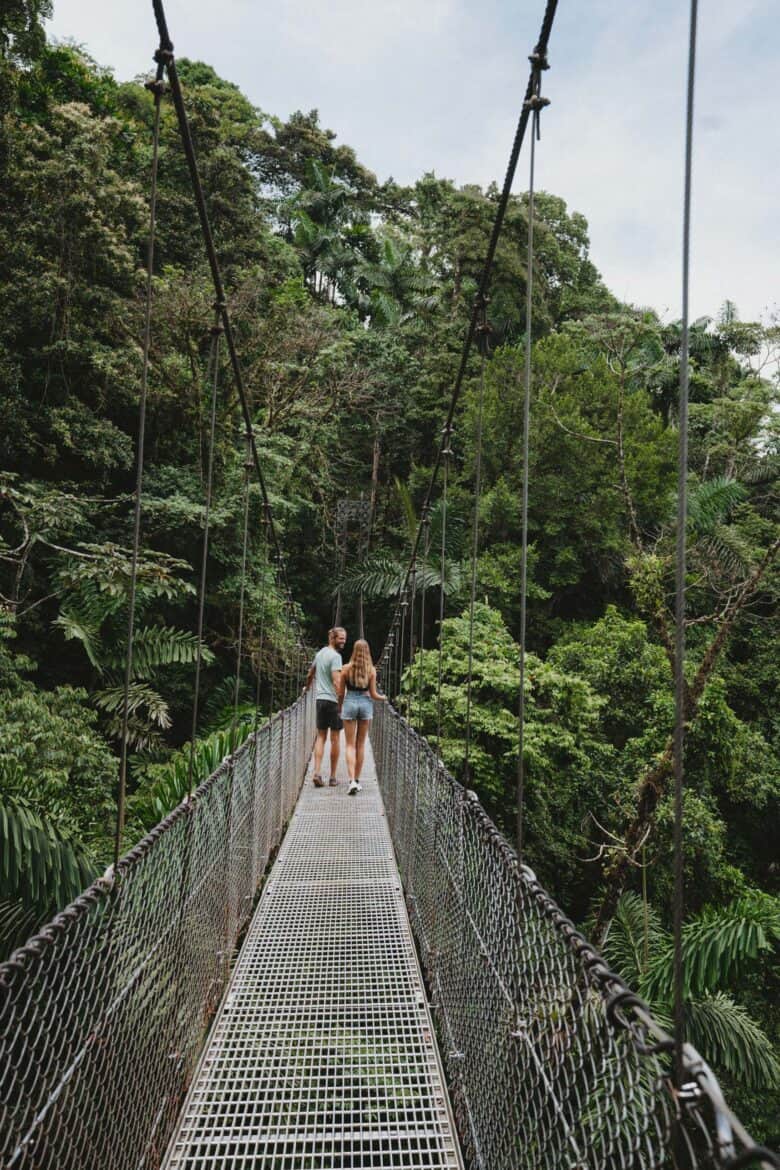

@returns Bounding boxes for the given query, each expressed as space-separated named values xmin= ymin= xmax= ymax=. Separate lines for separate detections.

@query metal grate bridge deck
xmin=164 ymin=735 xmax=463 ymax=1170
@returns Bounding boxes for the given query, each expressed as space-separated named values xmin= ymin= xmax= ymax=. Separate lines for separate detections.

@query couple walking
xmin=305 ymin=627 xmax=385 ymax=795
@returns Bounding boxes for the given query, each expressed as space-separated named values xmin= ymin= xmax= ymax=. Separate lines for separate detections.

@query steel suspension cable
xmin=516 ymin=58 xmax=549 ymax=857
xmin=187 ymin=319 xmax=221 ymax=794
xmin=673 ymin=0 xmax=699 ymax=1090
xmin=377 ymin=0 xmax=558 ymax=668
xmin=114 ymin=64 xmax=164 ymax=866
xmin=150 ymin=0 xmax=305 ymax=662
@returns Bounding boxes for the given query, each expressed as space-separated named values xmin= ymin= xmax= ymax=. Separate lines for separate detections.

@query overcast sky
xmin=47 ymin=0 xmax=778 ymax=324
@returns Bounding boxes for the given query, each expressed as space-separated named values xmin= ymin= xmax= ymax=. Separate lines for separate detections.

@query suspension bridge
xmin=0 ymin=1 xmax=777 ymax=1168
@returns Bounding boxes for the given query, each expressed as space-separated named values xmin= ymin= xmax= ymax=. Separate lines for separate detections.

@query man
xmin=304 ymin=626 xmax=347 ymax=787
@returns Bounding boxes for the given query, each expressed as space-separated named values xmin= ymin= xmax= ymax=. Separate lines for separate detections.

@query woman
xmin=337 ymin=639 xmax=385 ymax=795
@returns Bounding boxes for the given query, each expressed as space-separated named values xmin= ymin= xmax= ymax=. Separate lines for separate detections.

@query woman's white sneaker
xmin=348 ymin=780 xmax=360 ymax=796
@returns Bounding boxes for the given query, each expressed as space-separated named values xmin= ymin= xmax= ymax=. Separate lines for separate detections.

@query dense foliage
xmin=0 ymin=5 xmax=778 ymax=1138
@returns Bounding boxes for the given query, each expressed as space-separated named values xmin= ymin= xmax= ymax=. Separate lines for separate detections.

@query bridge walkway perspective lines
xmin=164 ymin=734 xmax=463 ymax=1169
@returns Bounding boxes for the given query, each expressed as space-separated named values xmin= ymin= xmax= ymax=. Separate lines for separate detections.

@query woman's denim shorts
xmin=342 ymin=693 xmax=373 ymax=722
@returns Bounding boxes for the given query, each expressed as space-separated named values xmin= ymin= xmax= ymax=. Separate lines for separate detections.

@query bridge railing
xmin=372 ymin=701 xmax=775 ymax=1170
xmin=0 ymin=690 xmax=315 ymax=1170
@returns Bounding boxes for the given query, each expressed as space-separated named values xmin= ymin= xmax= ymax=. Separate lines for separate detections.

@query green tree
xmin=603 ymin=891 xmax=780 ymax=1096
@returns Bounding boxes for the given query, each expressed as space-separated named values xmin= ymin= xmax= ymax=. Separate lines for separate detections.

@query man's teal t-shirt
xmin=314 ymin=645 xmax=342 ymax=702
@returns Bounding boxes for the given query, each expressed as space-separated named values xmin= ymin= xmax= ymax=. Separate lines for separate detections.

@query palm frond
xmin=394 ymin=478 xmax=418 ymax=547
xmin=740 ymin=458 xmax=779 ymax=486
xmin=122 ymin=626 xmax=214 ymax=678
xmin=682 ymin=894 xmax=780 ymax=998
xmin=644 ymin=893 xmax=780 ymax=1002
xmin=201 ymin=676 xmax=252 ymax=730
xmin=687 ymin=477 xmax=747 ymax=537
xmin=130 ymin=723 xmax=253 ymax=827
xmin=601 ymin=892 xmax=665 ymax=989
xmin=95 ymin=682 xmax=171 ymax=731
xmin=0 ymin=899 xmax=41 ymax=960
xmin=53 ymin=609 xmax=104 ymax=672
xmin=339 ymin=551 xmax=406 ymax=600
xmin=428 ymin=498 xmax=468 ymax=559
xmin=0 ymin=795 xmax=96 ymax=914
xmin=700 ymin=525 xmax=754 ymax=578
xmin=686 ymin=993 xmax=780 ymax=1090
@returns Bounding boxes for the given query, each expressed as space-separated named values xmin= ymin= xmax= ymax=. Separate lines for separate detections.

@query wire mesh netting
xmin=371 ymin=702 xmax=778 ymax=1170
xmin=0 ymin=691 xmax=315 ymax=1170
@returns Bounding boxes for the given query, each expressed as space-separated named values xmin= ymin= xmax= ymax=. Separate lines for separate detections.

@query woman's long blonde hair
xmin=346 ymin=639 xmax=373 ymax=690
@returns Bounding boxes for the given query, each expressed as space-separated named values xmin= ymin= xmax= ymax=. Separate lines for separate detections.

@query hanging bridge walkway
xmin=165 ymin=733 xmax=461 ymax=1170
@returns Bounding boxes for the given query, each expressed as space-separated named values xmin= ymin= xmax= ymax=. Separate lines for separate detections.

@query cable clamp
xmin=473 ymin=290 xmax=490 ymax=318
xmin=528 ymin=49 xmax=549 ymax=71
xmin=523 ymin=94 xmax=550 ymax=112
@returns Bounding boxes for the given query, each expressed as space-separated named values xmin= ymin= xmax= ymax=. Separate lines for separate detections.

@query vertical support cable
xmin=282 ymin=596 xmax=292 ymax=706
xmin=674 ymin=0 xmax=699 ymax=1089
xmin=391 ymin=620 xmax=400 ymax=700
xmin=436 ymin=428 xmax=451 ymax=753
xmin=114 ymin=65 xmax=164 ymax=866
xmin=407 ymin=566 xmax=417 ymax=713
xmin=358 ymin=493 xmax=369 ymax=640
xmin=402 ymin=594 xmax=409 ymax=702
xmin=516 ymin=59 xmax=549 ymax=857
xmin=463 ymin=310 xmax=489 ymax=783
xmin=417 ymin=513 xmax=431 ymax=723
xmin=252 ymin=514 xmax=270 ymax=764
xmin=232 ymin=439 xmax=252 ymax=738
xmin=334 ymin=509 xmax=347 ymax=628
xmin=187 ymin=316 xmax=222 ymax=794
